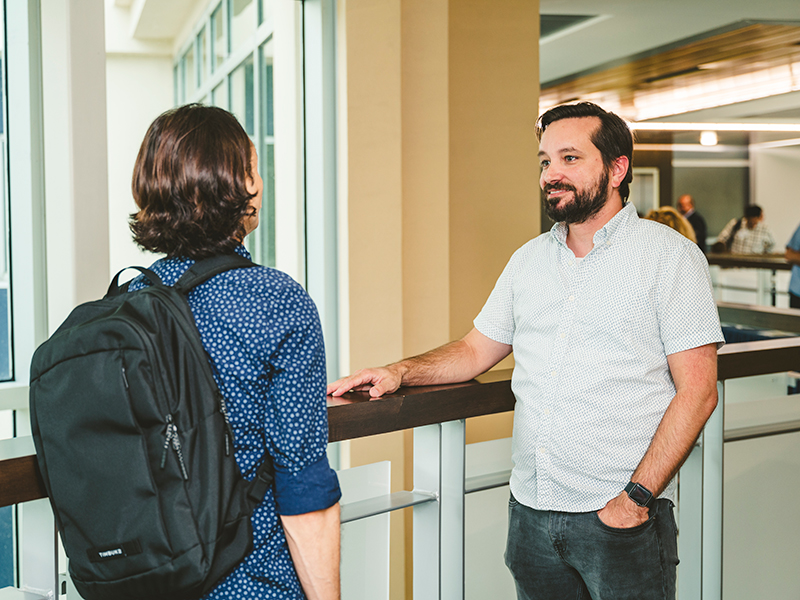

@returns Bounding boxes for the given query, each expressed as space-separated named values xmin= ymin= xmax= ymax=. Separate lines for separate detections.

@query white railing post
xmin=702 ymin=383 xmax=724 ymax=600
xmin=678 ymin=380 xmax=724 ymax=600
xmin=17 ymin=500 xmax=57 ymax=598
xmin=677 ymin=442 xmax=703 ymax=599
xmin=413 ymin=420 xmax=466 ymax=599
xmin=414 ymin=423 xmax=442 ymax=599
xmin=440 ymin=420 xmax=465 ymax=599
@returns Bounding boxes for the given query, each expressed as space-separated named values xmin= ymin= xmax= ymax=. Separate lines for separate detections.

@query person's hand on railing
xmin=327 ymin=366 xmax=403 ymax=399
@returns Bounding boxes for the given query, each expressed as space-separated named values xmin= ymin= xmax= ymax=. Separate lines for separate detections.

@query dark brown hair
xmin=536 ymin=102 xmax=634 ymax=201
xmin=130 ymin=104 xmax=255 ymax=259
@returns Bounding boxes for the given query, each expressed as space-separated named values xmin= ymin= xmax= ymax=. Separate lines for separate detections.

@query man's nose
xmin=542 ymin=164 xmax=563 ymax=185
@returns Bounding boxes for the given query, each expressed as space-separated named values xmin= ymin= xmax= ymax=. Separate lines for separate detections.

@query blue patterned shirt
xmin=475 ymin=203 xmax=724 ymax=513
xmin=129 ymin=245 xmax=341 ymax=599
xmin=788 ymin=223 xmax=800 ymax=297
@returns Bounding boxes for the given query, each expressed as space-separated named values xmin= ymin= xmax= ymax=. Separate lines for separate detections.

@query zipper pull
xmin=218 ymin=393 xmax=234 ymax=457
xmin=161 ymin=414 xmax=189 ymax=480
xmin=160 ymin=414 xmax=173 ymax=469
xmin=121 ymin=365 xmax=130 ymax=390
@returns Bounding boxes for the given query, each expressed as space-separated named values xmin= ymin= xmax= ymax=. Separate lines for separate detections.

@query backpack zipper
xmin=218 ymin=393 xmax=234 ymax=457
xmin=121 ymin=365 xmax=130 ymax=390
xmin=161 ymin=414 xmax=189 ymax=480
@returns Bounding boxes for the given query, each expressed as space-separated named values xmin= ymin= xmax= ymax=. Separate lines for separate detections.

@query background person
xmin=787 ymin=221 xmax=800 ymax=309
xmin=677 ymin=194 xmax=707 ymax=252
xmin=713 ymin=204 xmax=776 ymax=254
xmin=645 ymin=205 xmax=697 ymax=243
xmin=129 ymin=104 xmax=341 ymax=600
xmin=329 ymin=102 xmax=722 ymax=600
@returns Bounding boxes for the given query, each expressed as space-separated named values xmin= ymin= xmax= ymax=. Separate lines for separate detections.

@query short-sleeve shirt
xmin=474 ymin=203 xmax=724 ymax=513
xmin=788 ymin=224 xmax=800 ymax=297
xmin=129 ymin=245 xmax=341 ymax=599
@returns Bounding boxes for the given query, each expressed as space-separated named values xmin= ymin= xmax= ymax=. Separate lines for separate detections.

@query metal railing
xmin=708 ymin=253 xmax=791 ymax=307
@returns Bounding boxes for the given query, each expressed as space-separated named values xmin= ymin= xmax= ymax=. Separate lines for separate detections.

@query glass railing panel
xmin=465 ymin=438 xmax=515 ymax=599
xmin=722 ymin=373 xmax=800 ymax=600
xmin=338 ymin=461 xmax=391 ymax=600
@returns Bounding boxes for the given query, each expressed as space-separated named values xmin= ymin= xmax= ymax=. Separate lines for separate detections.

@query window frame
xmin=0 ymin=0 xmax=48 ymax=411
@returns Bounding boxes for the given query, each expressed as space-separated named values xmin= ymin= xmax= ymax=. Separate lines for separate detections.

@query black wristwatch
xmin=624 ymin=481 xmax=654 ymax=508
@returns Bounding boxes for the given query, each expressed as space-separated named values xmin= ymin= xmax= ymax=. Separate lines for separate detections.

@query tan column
xmin=340 ymin=1 xmax=539 ymax=596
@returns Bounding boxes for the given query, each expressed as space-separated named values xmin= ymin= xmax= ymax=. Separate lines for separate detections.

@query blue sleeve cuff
xmin=274 ymin=454 xmax=342 ymax=516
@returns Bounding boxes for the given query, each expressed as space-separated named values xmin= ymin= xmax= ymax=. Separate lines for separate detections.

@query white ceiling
xmin=539 ymin=0 xmax=800 ymax=120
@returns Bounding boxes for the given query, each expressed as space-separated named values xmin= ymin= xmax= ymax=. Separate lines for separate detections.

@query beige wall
xmin=339 ymin=0 xmax=539 ymax=596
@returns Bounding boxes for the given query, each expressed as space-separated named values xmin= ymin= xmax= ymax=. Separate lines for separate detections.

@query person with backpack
xmin=125 ymin=104 xmax=341 ymax=599
xmin=712 ymin=204 xmax=776 ymax=254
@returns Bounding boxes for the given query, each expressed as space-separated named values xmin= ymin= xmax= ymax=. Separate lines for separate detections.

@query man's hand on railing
xmin=327 ymin=366 xmax=403 ymax=399
xmin=328 ymin=329 xmax=513 ymax=400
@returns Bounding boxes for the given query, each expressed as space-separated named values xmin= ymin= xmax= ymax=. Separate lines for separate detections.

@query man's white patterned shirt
xmin=474 ymin=203 xmax=724 ymax=513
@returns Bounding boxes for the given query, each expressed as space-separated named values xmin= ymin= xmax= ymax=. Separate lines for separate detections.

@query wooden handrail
xmin=3 ymin=336 xmax=799 ymax=509
xmin=707 ymin=253 xmax=790 ymax=271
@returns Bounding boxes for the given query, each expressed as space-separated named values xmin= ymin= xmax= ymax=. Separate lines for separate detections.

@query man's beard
xmin=543 ymin=168 xmax=610 ymax=225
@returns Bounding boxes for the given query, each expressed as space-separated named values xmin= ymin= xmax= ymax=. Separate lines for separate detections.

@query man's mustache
xmin=543 ymin=183 xmax=576 ymax=194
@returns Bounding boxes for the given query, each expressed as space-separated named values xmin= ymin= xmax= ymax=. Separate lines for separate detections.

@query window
xmin=0 ymin=0 xmax=50 ymax=591
xmin=176 ymin=0 xmax=281 ymax=270
xmin=211 ymin=3 xmax=226 ymax=72
xmin=0 ymin=4 xmax=12 ymax=385
xmin=184 ymin=43 xmax=196 ymax=96
xmin=259 ymin=40 xmax=275 ymax=267
xmin=197 ymin=27 xmax=208 ymax=88
xmin=175 ymin=0 xmax=338 ymax=381
xmin=230 ymin=0 xmax=255 ymax=51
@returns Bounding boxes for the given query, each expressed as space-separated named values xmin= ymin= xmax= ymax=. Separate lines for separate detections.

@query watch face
xmin=627 ymin=483 xmax=653 ymax=506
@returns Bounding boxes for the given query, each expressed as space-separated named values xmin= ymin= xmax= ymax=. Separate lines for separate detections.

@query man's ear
xmin=610 ymin=156 xmax=629 ymax=188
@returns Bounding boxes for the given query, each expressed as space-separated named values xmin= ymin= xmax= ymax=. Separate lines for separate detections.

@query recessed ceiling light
xmin=700 ymin=131 xmax=718 ymax=146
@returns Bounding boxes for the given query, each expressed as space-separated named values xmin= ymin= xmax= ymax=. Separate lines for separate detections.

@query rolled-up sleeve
xmin=274 ymin=454 xmax=341 ymax=515
xmin=260 ymin=278 xmax=341 ymax=515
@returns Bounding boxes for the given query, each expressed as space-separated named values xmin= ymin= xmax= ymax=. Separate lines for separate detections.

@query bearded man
xmin=329 ymin=102 xmax=723 ymax=600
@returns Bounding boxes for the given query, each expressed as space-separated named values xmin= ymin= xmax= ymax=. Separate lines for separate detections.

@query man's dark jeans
xmin=505 ymin=493 xmax=678 ymax=600
xmin=791 ymin=292 xmax=800 ymax=309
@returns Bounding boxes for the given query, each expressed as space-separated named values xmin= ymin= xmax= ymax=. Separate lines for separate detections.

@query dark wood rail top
xmin=327 ymin=368 xmax=515 ymax=443
xmin=707 ymin=253 xmax=790 ymax=270
xmin=717 ymin=336 xmax=800 ymax=380
xmin=0 ymin=437 xmax=46 ymax=507
xmin=3 ymin=338 xmax=800 ymax=509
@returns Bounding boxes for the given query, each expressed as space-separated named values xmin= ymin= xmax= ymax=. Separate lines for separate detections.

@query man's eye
xmin=540 ymin=160 xmax=550 ymax=169
xmin=565 ymin=155 xmax=577 ymax=162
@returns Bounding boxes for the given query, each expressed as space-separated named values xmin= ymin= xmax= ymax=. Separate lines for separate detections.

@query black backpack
xmin=29 ymin=254 xmax=274 ymax=600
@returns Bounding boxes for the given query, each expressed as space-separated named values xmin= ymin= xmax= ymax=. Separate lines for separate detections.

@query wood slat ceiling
xmin=541 ymin=23 xmax=800 ymax=120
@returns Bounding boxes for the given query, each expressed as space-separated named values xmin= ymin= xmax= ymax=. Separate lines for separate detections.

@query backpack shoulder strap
xmin=177 ymin=253 xmax=273 ymax=498
xmin=174 ymin=254 xmax=256 ymax=294
xmin=726 ymin=218 xmax=744 ymax=250
xmin=247 ymin=452 xmax=276 ymax=503
xmin=106 ymin=267 xmax=163 ymax=297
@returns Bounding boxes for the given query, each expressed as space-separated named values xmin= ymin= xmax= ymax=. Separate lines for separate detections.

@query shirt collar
xmin=234 ymin=244 xmax=252 ymax=260
xmin=550 ymin=202 xmax=637 ymax=249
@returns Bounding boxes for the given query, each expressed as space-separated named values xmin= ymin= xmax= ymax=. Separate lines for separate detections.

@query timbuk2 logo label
xmin=87 ymin=540 xmax=142 ymax=563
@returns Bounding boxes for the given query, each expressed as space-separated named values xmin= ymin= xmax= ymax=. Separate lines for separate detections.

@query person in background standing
xmin=713 ymin=205 xmax=776 ymax=254
xmin=786 ymin=221 xmax=800 ymax=309
xmin=677 ymin=194 xmax=707 ymax=252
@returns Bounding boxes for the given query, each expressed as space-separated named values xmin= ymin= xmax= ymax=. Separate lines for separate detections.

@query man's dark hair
xmin=130 ymin=104 xmax=255 ymax=259
xmin=536 ymin=102 xmax=634 ymax=201
xmin=744 ymin=205 xmax=763 ymax=219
